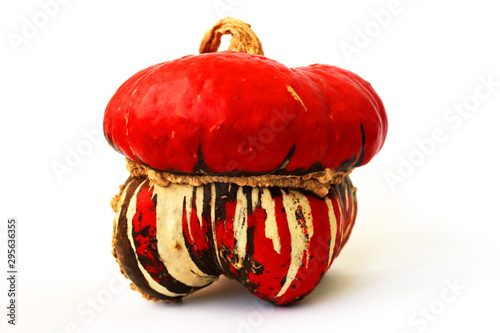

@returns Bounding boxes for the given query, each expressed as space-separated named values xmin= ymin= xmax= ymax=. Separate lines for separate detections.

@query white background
xmin=1 ymin=0 xmax=499 ymax=332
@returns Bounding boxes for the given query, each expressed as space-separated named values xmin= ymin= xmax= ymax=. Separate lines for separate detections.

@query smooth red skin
xmin=104 ymin=51 xmax=387 ymax=174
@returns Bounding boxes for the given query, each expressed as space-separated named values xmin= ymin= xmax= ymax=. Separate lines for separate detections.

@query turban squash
xmin=104 ymin=17 xmax=387 ymax=305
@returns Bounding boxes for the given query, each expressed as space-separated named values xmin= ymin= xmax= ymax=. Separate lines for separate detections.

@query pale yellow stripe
xmin=233 ymin=187 xmax=248 ymax=267
xmin=261 ymin=189 xmax=281 ymax=254
xmin=125 ymin=180 xmax=185 ymax=297
xmin=275 ymin=190 xmax=314 ymax=298
xmin=287 ymin=85 xmax=308 ymax=112
xmin=210 ymin=184 xmax=223 ymax=269
xmin=195 ymin=186 xmax=204 ymax=227
xmin=325 ymin=196 xmax=338 ymax=266
xmin=154 ymin=184 xmax=215 ymax=287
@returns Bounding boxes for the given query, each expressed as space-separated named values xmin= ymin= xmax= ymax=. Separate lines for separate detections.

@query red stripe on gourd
xmin=181 ymin=196 xmax=196 ymax=253
xmin=181 ymin=192 xmax=219 ymax=277
xmin=216 ymin=198 xmax=238 ymax=276
xmin=243 ymin=202 xmax=292 ymax=302
xmin=283 ymin=194 xmax=332 ymax=304
xmin=131 ymin=184 xmax=165 ymax=281
xmin=131 ymin=182 xmax=214 ymax=294
xmin=183 ymin=192 xmax=209 ymax=254
xmin=267 ymin=196 xmax=319 ymax=305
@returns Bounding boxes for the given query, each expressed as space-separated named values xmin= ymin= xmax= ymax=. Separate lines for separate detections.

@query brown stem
xmin=199 ymin=17 xmax=264 ymax=55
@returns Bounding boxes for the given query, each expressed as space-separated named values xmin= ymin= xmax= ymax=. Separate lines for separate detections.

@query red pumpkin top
xmin=103 ymin=21 xmax=387 ymax=176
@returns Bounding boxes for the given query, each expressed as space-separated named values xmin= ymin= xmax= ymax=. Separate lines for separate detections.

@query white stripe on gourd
xmin=325 ymin=196 xmax=338 ymax=267
xmin=183 ymin=186 xmax=195 ymax=245
xmin=251 ymin=187 xmax=259 ymax=211
xmin=195 ymin=186 xmax=204 ymax=228
xmin=260 ymin=188 xmax=281 ymax=254
xmin=209 ymin=184 xmax=224 ymax=269
xmin=233 ymin=186 xmax=248 ymax=268
xmin=126 ymin=180 xmax=186 ymax=297
xmin=275 ymin=190 xmax=314 ymax=299
xmin=154 ymin=184 xmax=215 ymax=287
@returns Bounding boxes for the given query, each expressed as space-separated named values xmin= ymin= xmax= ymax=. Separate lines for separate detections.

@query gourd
xmin=104 ymin=17 xmax=387 ymax=305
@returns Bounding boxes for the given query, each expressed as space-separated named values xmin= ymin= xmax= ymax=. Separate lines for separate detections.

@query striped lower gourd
xmin=111 ymin=176 xmax=357 ymax=305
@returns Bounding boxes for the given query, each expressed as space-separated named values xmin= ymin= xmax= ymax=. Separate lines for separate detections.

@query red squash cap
xmin=103 ymin=19 xmax=387 ymax=176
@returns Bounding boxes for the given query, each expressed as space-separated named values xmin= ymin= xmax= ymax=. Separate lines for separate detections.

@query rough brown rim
xmin=125 ymin=158 xmax=351 ymax=198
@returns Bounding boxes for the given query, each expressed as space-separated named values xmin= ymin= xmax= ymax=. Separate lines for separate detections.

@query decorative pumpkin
xmin=104 ymin=17 xmax=387 ymax=305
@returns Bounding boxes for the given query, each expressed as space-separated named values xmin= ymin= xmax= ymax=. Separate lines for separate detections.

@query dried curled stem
xmin=126 ymin=158 xmax=351 ymax=198
xmin=199 ymin=17 xmax=264 ymax=55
